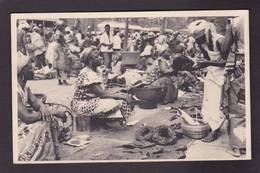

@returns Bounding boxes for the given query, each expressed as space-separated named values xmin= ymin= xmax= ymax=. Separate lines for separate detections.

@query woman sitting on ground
xmin=71 ymin=46 xmax=134 ymax=119
xmin=143 ymin=47 xmax=178 ymax=105
xmin=17 ymin=53 xmax=72 ymax=161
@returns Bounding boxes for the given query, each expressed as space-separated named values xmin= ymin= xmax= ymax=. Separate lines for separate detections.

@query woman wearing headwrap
xmin=17 ymin=52 xmax=74 ymax=161
xmin=143 ymin=46 xmax=178 ymax=104
xmin=17 ymin=20 xmax=30 ymax=56
xmin=188 ymin=20 xmax=226 ymax=142
xmin=71 ymin=46 xmax=134 ymax=124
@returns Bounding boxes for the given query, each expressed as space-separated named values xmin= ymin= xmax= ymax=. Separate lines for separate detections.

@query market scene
xmin=15 ymin=15 xmax=247 ymax=161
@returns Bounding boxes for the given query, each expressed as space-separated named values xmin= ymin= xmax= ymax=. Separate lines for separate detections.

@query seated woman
xmin=17 ymin=53 xmax=72 ymax=161
xmin=71 ymin=46 xmax=134 ymax=120
xmin=144 ymin=47 xmax=178 ymax=105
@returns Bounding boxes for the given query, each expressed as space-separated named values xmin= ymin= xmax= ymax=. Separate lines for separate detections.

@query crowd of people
xmin=16 ymin=16 xmax=246 ymax=161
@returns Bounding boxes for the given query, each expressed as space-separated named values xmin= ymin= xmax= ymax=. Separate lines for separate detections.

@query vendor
xmin=71 ymin=46 xmax=134 ymax=121
xmin=144 ymin=46 xmax=178 ymax=105
xmin=188 ymin=20 xmax=226 ymax=142
xmin=17 ymin=52 xmax=72 ymax=161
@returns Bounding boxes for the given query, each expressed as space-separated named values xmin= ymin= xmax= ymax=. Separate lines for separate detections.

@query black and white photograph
xmin=11 ymin=10 xmax=250 ymax=163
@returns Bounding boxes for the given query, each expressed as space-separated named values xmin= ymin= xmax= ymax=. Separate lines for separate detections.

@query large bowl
xmin=181 ymin=120 xmax=211 ymax=139
xmin=131 ymin=86 xmax=165 ymax=103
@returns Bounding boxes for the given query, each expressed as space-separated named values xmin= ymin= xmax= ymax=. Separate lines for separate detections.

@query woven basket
xmin=181 ymin=120 xmax=210 ymax=139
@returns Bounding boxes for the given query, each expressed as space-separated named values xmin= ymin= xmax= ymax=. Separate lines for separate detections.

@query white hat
xmin=65 ymin=26 xmax=71 ymax=32
xmin=188 ymin=19 xmax=216 ymax=43
xmin=18 ymin=21 xmax=30 ymax=30
xmin=56 ymin=20 xmax=64 ymax=26
xmin=33 ymin=26 xmax=40 ymax=32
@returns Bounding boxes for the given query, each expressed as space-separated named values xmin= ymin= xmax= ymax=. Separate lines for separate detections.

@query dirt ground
xmin=27 ymin=78 xmax=243 ymax=161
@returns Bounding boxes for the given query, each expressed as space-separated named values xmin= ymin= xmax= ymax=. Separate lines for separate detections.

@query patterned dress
xmin=17 ymin=84 xmax=73 ymax=161
xmin=71 ymin=67 xmax=133 ymax=118
xmin=17 ymin=84 xmax=58 ymax=161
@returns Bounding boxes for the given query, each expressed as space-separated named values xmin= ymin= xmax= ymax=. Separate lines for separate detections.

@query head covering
xmin=80 ymin=46 xmax=97 ymax=64
xmin=17 ymin=52 xmax=30 ymax=74
xmin=156 ymin=44 xmax=169 ymax=55
xmin=56 ymin=20 xmax=64 ymax=26
xmin=33 ymin=26 xmax=40 ymax=32
xmin=114 ymin=27 xmax=120 ymax=32
xmin=65 ymin=26 xmax=71 ymax=32
xmin=188 ymin=20 xmax=216 ymax=43
xmin=157 ymin=35 xmax=167 ymax=44
xmin=18 ymin=20 xmax=30 ymax=30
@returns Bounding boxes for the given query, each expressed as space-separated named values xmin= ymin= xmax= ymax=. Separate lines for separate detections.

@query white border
xmin=11 ymin=10 xmax=251 ymax=164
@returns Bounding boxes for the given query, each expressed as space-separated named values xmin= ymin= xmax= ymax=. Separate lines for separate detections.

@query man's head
xmin=188 ymin=19 xmax=216 ymax=46
xmin=33 ymin=26 xmax=40 ymax=33
xmin=105 ymin=24 xmax=110 ymax=33
xmin=114 ymin=27 xmax=120 ymax=35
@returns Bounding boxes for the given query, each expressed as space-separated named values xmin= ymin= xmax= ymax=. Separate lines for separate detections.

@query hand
xmin=39 ymin=104 xmax=53 ymax=121
xmin=233 ymin=67 xmax=243 ymax=78
xmin=192 ymin=61 xmax=210 ymax=70
xmin=125 ymin=95 xmax=135 ymax=105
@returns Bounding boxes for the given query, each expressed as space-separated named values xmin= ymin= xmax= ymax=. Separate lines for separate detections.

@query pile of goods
xmin=135 ymin=125 xmax=178 ymax=145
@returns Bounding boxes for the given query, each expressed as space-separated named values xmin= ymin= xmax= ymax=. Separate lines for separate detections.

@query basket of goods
xmin=180 ymin=107 xmax=210 ymax=139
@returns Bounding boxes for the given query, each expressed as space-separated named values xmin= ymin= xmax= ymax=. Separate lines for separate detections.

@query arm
xmin=27 ymin=87 xmax=44 ymax=111
xmin=88 ymin=83 xmax=128 ymax=100
xmin=99 ymin=34 xmax=112 ymax=47
xmin=18 ymin=94 xmax=42 ymax=124
xmin=221 ymin=22 xmax=234 ymax=59
xmin=192 ymin=38 xmax=226 ymax=70
xmin=27 ymin=88 xmax=52 ymax=121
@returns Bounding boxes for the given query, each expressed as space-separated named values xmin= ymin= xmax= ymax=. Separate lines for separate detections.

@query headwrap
xmin=157 ymin=35 xmax=167 ymax=44
xmin=156 ymin=44 xmax=169 ymax=55
xmin=56 ymin=20 xmax=65 ymax=26
xmin=188 ymin=20 xmax=216 ymax=44
xmin=33 ymin=26 xmax=40 ymax=32
xmin=18 ymin=20 xmax=30 ymax=30
xmin=17 ymin=51 xmax=30 ymax=74
xmin=80 ymin=46 xmax=97 ymax=64
xmin=229 ymin=16 xmax=243 ymax=36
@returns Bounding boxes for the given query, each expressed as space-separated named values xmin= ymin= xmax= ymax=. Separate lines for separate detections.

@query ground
xmin=26 ymin=78 xmax=244 ymax=161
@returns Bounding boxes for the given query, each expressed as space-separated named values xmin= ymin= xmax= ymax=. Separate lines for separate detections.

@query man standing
xmin=188 ymin=20 xmax=226 ymax=142
xmin=222 ymin=16 xmax=246 ymax=157
xmin=113 ymin=28 xmax=122 ymax=51
xmin=100 ymin=24 xmax=113 ymax=70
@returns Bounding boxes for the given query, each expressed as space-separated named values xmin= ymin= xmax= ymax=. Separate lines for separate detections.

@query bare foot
xmin=201 ymin=130 xmax=218 ymax=143
xmin=226 ymin=148 xmax=241 ymax=157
